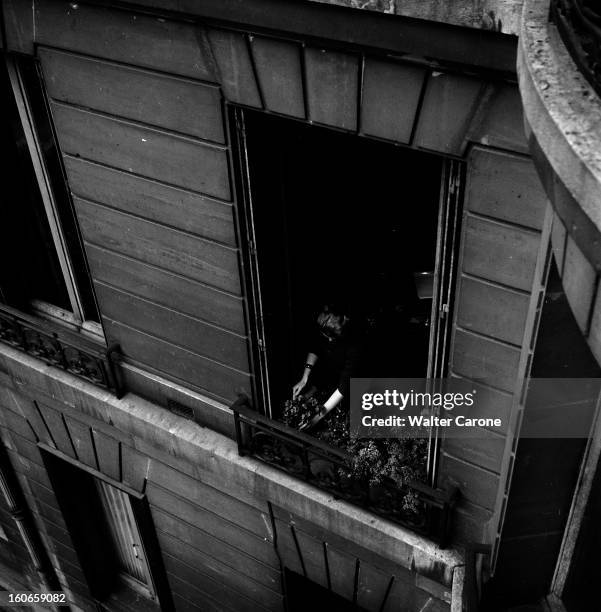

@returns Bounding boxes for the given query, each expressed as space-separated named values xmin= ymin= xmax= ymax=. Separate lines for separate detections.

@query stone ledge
xmin=518 ymin=0 xmax=601 ymax=258
xmin=0 ymin=342 xmax=464 ymax=585
xmin=309 ymin=0 xmax=523 ymax=35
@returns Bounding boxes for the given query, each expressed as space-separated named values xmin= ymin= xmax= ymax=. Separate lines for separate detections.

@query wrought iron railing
xmin=551 ymin=0 xmax=601 ymax=97
xmin=231 ymin=395 xmax=458 ymax=548
xmin=0 ymin=304 xmax=123 ymax=398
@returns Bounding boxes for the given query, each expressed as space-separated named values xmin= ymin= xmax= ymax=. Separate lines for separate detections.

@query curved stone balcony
xmin=518 ymin=0 xmax=601 ymax=362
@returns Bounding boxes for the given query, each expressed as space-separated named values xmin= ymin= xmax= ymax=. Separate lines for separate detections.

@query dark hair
xmin=316 ymin=302 xmax=350 ymax=339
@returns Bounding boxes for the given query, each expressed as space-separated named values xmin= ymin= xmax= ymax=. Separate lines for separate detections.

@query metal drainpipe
xmin=0 ymin=446 xmax=62 ymax=594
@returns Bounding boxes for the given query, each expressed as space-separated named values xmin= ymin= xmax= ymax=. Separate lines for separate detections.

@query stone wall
xmin=310 ymin=0 xmax=524 ymax=34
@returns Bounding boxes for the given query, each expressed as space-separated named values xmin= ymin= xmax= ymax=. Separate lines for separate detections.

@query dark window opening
xmin=0 ymin=56 xmax=100 ymax=324
xmin=0 ymin=60 xmax=71 ymax=311
xmin=235 ymin=108 xmax=458 ymax=419
xmin=42 ymin=450 xmax=161 ymax=605
xmin=284 ymin=568 xmax=364 ymax=612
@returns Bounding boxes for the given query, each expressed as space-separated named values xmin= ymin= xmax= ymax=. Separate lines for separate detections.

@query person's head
xmin=316 ymin=303 xmax=350 ymax=342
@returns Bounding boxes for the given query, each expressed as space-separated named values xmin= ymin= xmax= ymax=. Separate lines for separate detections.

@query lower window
xmin=42 ymin=449 xmax=158 ymax=604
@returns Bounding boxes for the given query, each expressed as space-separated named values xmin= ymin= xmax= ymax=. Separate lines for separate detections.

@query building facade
xmin=0 ymin=1 xmax=597 ymax=611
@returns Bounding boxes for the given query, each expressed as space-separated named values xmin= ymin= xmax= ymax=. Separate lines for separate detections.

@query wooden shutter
xmin=438 ymin=146 xmax=551 ymax=555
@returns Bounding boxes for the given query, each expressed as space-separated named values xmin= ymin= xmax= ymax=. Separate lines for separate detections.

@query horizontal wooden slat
xmin=172 ymin=593 xmax=203 ymax=612
xmin=9 ymin=453 xmax=52 ymax=490
xmin=30 ymin=498 xmax=66 ymax=529
xmin=305 ymin=47 xmax=358 ymax=130
xmin=562 ymin=235 xmax=596 ymax=334
xmin=163 ymin=554 xmax=275 ymax=612
xmin=207 ymin=29 xmax=261 ymax=108
xmin=5 ymin=433 xmax=44 ymax=468
xmin=467 ymin=147 xmax=546 ymax=230
xmin=168 ymin=575 xmax=229 ymax=612
xmin=148 ymin=461 xmax=266 ymax=521
xmin=105 ymin=320 xmax=251 ymax=401
xmin=462 ymin=215 xmax=540 ymax=292
xmin=152 ymin=509 xmax=278 ymax=582
xmin=75 ymin=198 xmax=240 ymax=294
xmin=361 ymin=59 xmax=425 ymax=144
xmin=54 ymin=559 xmax=88 ymax=593
xmin=438 ymin=453 xmax=499 ymax=511
xmin=119 ymin=363 xmax=236 ymax=439
xmin=146 ymin=481 xmax=267 ymax=541
xmin=250 ymin=36 xmax=304 ymax=118
xmin=451 ymin=330 xmax=521 ymax=393
xmin=27 ymin=480 xmax=58 ymax=510
xmin=8 ymin=396 xmax=55 ymax=448
xmin=52 ymin=103 xmax=230 ymax=200
xmin=35 ymin=0 xmax=214 ymax=81
xmin=65 ymin=157 xmax=235 ymax=246
xmin=40 ymin=47 xmax=224 ymax=143
xmin=48 ymin=538 xmax=82 ymax=571
xmin=0 ymin=408 xmax=36 ymax=443
xmin=456 ymin=276 xmax=530 ymax=346
xmin=95 ymin=283 xmax=249 ymax=371
xmin=414 ymin=72 xmax=482 ymax=155
xmin=156 ymin=529 xmax=280 ymax=593
xmin=42 ymin=519 xmax=75 ymax=550
xmin=442 ymin=431 xmax=505 ymax=474
xmin=147 ymin=486 xmax=274 ymax=564
xmin=451 ymin=502 xmax=493 ymax=545
xmin=85 ymin=244 xmax=245 ymax=334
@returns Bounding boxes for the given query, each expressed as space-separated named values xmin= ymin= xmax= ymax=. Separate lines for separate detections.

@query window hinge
xmin=440 ymin=303 xmax=449 ymax=319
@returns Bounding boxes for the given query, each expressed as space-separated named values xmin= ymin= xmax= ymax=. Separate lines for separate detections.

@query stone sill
xmin=518 ymin=0 xmax=601 ymax=257
xmin=0 ymin=342 xmax=466 ymax=605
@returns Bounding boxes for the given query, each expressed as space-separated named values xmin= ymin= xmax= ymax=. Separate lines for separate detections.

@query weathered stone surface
xmin=309 ymin=0 xmax=524 ymax=34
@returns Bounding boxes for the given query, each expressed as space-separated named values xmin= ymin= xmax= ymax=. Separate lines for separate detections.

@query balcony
xmin=231 ymin=395 xmax=458 ymax=548
xmin=518 ymin=0 xmax=601 ymax=364
xmin=551 ymin=1 xmax=601 ymax=98
xmin=0 ymin=304 xmax=123 ymax=397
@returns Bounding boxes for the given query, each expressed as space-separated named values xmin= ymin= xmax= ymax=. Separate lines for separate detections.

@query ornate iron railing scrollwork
xmin=551 ymin=0 xmax=601 ymax=97
xmin=231 ymin=394 xmax=458 ymax=548
xmin=0 ymin=304 xmax=124 ymax=397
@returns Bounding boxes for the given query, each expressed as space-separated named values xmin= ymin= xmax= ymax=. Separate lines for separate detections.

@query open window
xmin=41 ymin=448 xmax=168 ymax=607
xmin=0 ymin=56 xmax=100 ymax=336
xmin=233 ymin=108 xmax=463 ymax=420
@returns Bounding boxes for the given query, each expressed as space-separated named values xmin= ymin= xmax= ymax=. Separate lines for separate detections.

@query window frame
xmin=39 ymin=443 xmax=166 ymax=606
xmin=3 ymin=56 xmax=102 ymax=338
xmin=230 ymin=105 xmax=465 ymax=487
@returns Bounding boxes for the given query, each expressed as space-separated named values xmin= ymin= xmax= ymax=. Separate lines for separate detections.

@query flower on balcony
xmin=281 ymin=394 xmax=427 ymax=515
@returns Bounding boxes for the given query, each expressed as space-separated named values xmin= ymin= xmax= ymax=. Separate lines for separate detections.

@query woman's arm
xmin=292 ymin=352 xmax=318 ymax=398
xmin=300 ymin=388 xmax=343 ymax=430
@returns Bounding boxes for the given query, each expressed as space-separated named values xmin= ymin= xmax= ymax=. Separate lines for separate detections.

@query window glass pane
xmin=96 ymin=480 xmax=150 ymax=588
xmin=18 ymin=58 xmax=100 ymax=322
xmin=0 ymin=61 xmax=71 ymax=311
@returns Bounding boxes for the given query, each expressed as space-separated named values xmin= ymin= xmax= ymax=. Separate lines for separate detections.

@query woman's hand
xmin=292 ymin=376 xmax=308 ymax=399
